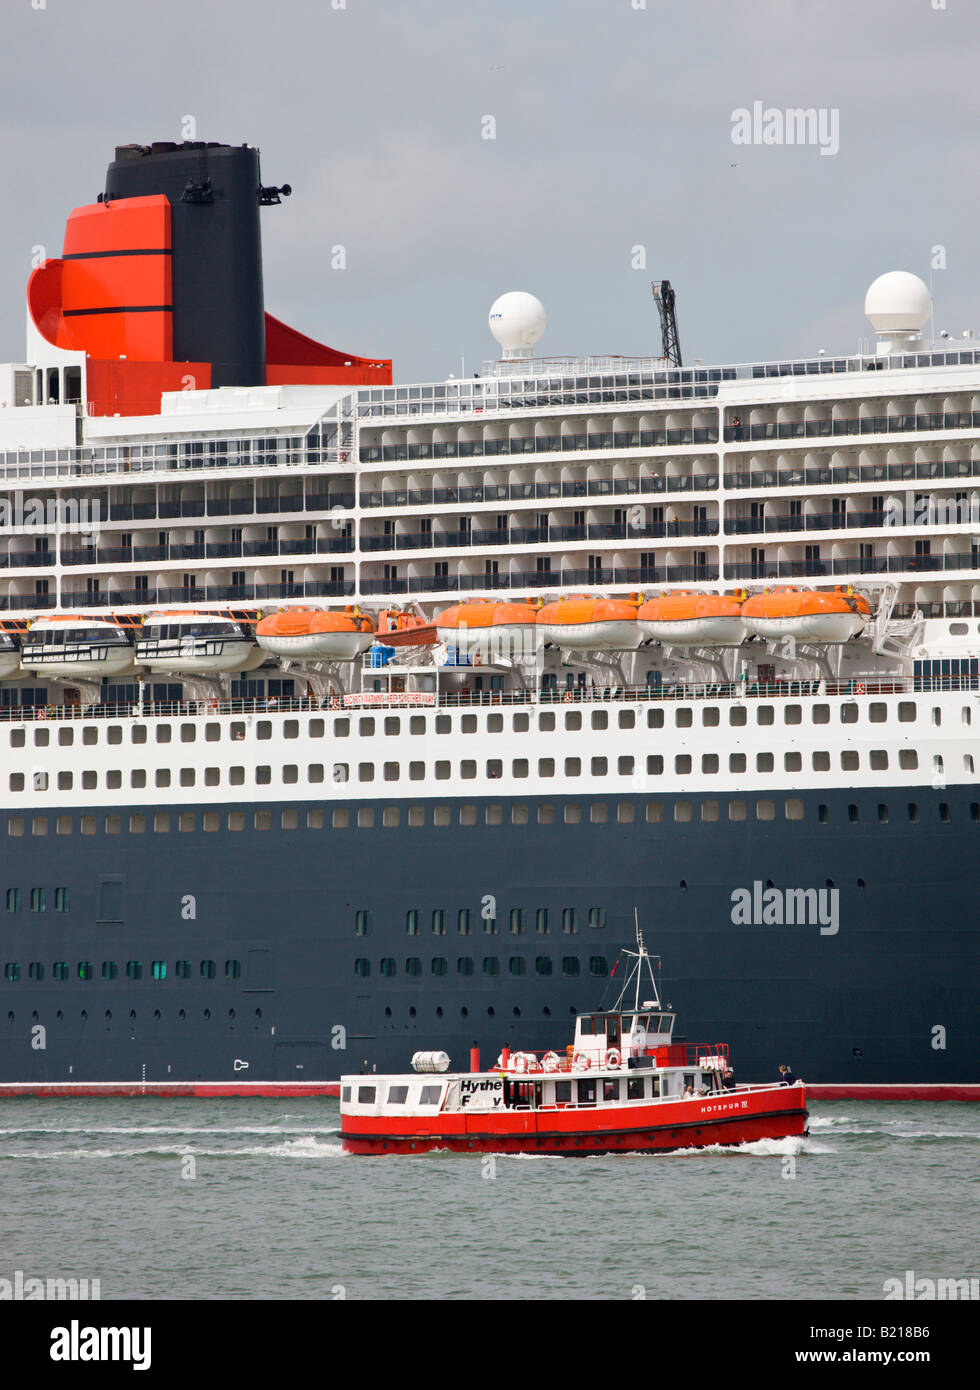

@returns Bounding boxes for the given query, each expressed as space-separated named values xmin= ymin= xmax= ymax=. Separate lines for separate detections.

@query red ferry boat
xmin=340 ymin=933 xmax=808 ymax=1156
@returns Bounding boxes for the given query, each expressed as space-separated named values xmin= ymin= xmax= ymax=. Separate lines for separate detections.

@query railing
xmin=0 ymin=444 xmax=350 ymax=487
xmin=358 ymin=565 xmax=719 ymax=596
xmin=724 ymin=409 xmax=980 ymax=445
xmin=359 ymin=474 xmax=718 ymax=506
xmin=2 ymin=675 xmax=974 ymax=722
xmin=359 ymin=430 xmax=719 ymax=464
xmin=724 ymin=458 xmax=980 ymax=490
xmin=725 ymin=552 xmax=979 ymax=580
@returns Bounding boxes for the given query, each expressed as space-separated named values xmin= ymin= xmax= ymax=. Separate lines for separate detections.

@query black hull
xmin=1 ymin=785 xmax=976 ymax=1086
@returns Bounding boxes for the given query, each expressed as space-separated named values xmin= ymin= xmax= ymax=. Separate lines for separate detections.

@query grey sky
xmin=2 ymin=0 xmax=977 ymax=382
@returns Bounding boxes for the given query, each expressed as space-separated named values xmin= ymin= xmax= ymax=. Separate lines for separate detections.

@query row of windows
xmin=354 ymin=906 xmax=606 ymax=936
xmin=8 ymin=796 xmax=976 ymax=839
xmin=352 ymin=955 xmax=609 ymax=979
xmin=2 ymin=697 xmax=955 ymax=753
xmin=3 ymin=960 xmax=242 ymax=983
xmin=13 ymin=745 xmax=969 ymax=795
xmin=5 ymin=888 xmax=70 ymax=912
xmin=3 ymin=1007 xmax=262 ymax=1023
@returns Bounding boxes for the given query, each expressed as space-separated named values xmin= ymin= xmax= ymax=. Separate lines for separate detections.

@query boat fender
xmin=606 ymin=1048 xmax=621 ymax=1068
xmin=572 ymin=1051 xmax=590 ymax=1070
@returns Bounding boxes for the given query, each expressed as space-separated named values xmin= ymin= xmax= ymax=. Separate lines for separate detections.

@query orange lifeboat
xmin=741 ymin=587 xmax=871 ymax=643
xmin=536 ymin=594 xmax=642 ymax=650
xmin=637 ymin=591 xmax=746 ymax=647
xmin=256 ymin=607 xmax=375 ymax=661
xmin=435 ymin=600 xmax=538 ymax=655
xmin=377 ymin=610 xmax=439 ymax=646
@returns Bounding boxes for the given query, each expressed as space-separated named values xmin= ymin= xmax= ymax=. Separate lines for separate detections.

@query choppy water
xmin=1 ymin=1099 xmax=977 ymax=1300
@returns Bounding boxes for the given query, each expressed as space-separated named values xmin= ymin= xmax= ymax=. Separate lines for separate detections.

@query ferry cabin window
xmin=419 ymin=1086 xmax=442 ymax=1105
xmin=627 ymin=1077 xmax=646 ymax=1100
xmin=577 ymin=1079 xmax=596 ymax=1105
xmin=555 ymin=1080 xmax=572 ymax=1104
xmin=357 ymin=1086 xmax=377 ymax=1105
xmin=341 ymin=1086 xmax=352 ymax=1103
xmin=388 ymin=1086 xmax=409 ymax=1104
xmin=603 ymin=1079 xmax=619 ymax=1102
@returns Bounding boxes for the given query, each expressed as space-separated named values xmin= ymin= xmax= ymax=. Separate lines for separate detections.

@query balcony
xmin=724 ymin=457 xmax=980 ymax=491
xmin=724 ymin=409 xmax=980 ymax=445
xmin=358 ymin=427 xmax=719 ymax=465
xmin=359 ymin=473 xmax=718 ymax=508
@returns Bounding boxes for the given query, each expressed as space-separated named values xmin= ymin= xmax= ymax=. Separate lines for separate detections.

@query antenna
xmin=651 ymin=280 xmax=683 ymax=367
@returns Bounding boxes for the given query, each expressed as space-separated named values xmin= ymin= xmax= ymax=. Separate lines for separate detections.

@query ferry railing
xmin=0 ymin=674 xmax=975 ymax=722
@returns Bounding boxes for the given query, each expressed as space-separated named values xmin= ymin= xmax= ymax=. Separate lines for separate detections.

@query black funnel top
xmin=104 ymin=141 xmax=267 ymax=388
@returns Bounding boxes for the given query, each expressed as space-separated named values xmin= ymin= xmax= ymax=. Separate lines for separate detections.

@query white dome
xmin=864 ymin=271 xmax=931 ymax=334
xmin=488 ymin=291 xmax=546 ymax=355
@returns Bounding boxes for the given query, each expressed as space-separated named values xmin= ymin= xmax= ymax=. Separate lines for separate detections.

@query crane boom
xmin=651 ymin=280 xmax=683 ymax=367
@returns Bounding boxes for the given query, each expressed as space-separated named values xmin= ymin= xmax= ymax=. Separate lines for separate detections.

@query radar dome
xmin=488 ymin=291 xmax=546 ymax=358
xmin=864 ymin=271 xmax=931 ymax=334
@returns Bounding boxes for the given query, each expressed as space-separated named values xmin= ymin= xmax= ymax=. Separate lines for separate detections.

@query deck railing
xmin=0 ymin=675 xmax=974 ymax=723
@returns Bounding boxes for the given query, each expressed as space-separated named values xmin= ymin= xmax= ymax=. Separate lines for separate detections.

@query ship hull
xmin=0 ymin=782 xmax=977 ymax=1091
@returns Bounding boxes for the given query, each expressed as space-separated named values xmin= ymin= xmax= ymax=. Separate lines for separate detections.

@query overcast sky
xmin=2 ymin=0 xmax=978 ymax=382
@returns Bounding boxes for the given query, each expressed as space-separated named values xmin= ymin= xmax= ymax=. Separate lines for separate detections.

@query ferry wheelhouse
xmin=340 ymin=934 xmax=808 ymax=1154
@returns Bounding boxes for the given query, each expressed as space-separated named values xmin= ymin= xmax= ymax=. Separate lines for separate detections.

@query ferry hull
xmin=340 ymin=1085 xmax=808 ymax=1155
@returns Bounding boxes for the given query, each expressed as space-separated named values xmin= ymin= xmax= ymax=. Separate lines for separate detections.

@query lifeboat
xmin=135 ymin=611 xmax=265 ymax=674
xmin=435 ymin=600 xmax=539 ymax=655
xmin=638 ymin=591 xmax=746 ymax=647
xmin=0 ymin=621 xmax=27 ymax=680
xmin=20 ymin=615 xmax=138 ymax=679
xmin=255 ymin=607 xmax=376 ymax=662
xmin=377 ymin=609 xmax=438 ymax=647
xmin=741 ymin=587 xmax=871 ymax=643
xmin=536 ymin=595 xmax=643 ymax=650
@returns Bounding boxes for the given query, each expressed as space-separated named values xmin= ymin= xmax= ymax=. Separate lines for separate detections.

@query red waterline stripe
xmin=0 ymin=1081 xmax=341 ymax=1099
xmin=805 ymin=1083 xmax=980 ymax=1102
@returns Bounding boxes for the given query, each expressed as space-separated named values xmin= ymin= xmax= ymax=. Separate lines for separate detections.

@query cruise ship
xmin=1 ymin=137 xmax=978 ymax=1097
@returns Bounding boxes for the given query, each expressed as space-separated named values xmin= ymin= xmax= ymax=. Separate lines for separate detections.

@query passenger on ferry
xmin=722 ymin=1069 xmax=737 ymax=1091
xmin=778 ymin=1065 xmax=797 ymax=1085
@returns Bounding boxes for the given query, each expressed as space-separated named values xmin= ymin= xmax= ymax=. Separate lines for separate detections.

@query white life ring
xmin=513 ymin=1051 xmax=529 ymax=1073
xmin=542 ymin=1051 xmax=560 ymax=1073
xmin=605 ymin=1048 xmax=621 ymax=1068
xmin=572 ymin=1051 xmax=591 ymax=1070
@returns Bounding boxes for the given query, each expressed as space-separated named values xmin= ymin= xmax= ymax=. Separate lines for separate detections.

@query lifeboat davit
xmin=741 ymin=587 xmax=871 ymax=643
xmin=255 ymin=607 xmax=375 ymax=662
xmin=435 ymin=600 xmax=539 ymax=655
xmin=20 ymin=615 xmax=138 ymax=678
xmin=638 ymin=591 xmax=746 ymax=647
xmin=135 ymin=611 xmax=265 ymax=674
xmin=536 ymin=595 xmax=643 ymax=650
